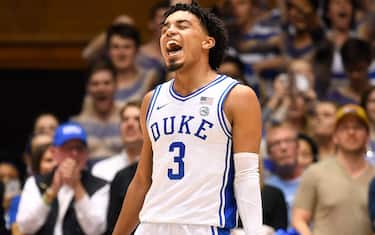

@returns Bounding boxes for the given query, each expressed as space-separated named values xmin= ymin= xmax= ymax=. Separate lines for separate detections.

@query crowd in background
xmin=1 ymin=0 xmax=375 ymax=234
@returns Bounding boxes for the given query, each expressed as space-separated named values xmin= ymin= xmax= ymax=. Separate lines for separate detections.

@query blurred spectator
xmin=297 ymin=133 xmax=318 ymax=170
xmin=361 ymin=86 xmax=375 ymax=164
xmin=309 ymin=101 xmax=337 ymax=160
xmin=293 ymin=104 xmax=374 ymax=235
xmin=0 ymin=182 xmax=10 ymax=234
xmin=218 ymin=54 xmax=249 ymax=86
xmin=23 ymin=114 xmax=59 ymax=176
xmin=357 ymin=0 xmax=375 ymax=52
xmin=23 ymin=134 xmax=54 ymax=177
xmin=262 ymin=73 xmax=291 ymax=128
xmin=226 ymin=0 xmax=281 ymax=92
xmin=71 ymin=59 xmax=122 ymax=162
xmin=33 ymin=113 xmax=59 ymax=136
xmin=82 ymin=14 xmax=135 ymax=63
xmin=260 ymin=156 xmax=288 ymax=231
xmin=137 ymin=0 xmax=169 ymax=85
xmin=262 ymin=59 xmax=316 ymax=131
xmin=326 ymin=38 xmax=372 ymax=105
xmin=282 ymin=0 xmax=324 ymax=60
xmin=265 ymin=123 xmax=303 ymax=226
xmin=92 ymin=100 xmax=142 ymax=182
xmin=17 ymin=122 xmax=109 ymax=235
xmin=97 ymin=101 xmax=142 ymax=234
xmin=0 ymin=157 xmax=25 ymax=232
xmin=322 ymin=0 xmax=357 ymax=87
xmin=106 ymin=23 xmax=157 ymax=107
xmin=30 ymin=143 xmax=56 ymax=175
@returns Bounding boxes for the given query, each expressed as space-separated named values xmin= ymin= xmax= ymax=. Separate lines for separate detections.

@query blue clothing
xmin=265 ymin=175 xmax=300 ymax=227
xmin=6 ymin=195 xmax=20 ymax=228
xmin=369 ymin=177 xmax=375 ymax=232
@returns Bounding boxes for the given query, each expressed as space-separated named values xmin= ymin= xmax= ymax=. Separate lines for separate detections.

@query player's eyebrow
xmin=160 ymin=19 xmax=192 ymax=29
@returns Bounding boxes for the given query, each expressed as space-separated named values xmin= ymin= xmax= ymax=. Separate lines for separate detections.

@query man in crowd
xmin=293 ymin=104 xmax=375 ymax=235
xmin=16 ymin=122 xmax=109 ymax=235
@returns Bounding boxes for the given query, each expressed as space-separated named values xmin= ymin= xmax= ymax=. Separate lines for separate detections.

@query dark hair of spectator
xmin=86 ymin=57 xmax=117 ymax=84
xmin=119 ymin=100 xmax=142 ymax=121
xmin=106 ymin=23 xmax=141 ymax=49
xmin=360 ymin=86 xmax=375 ymax=110
xmin=163 ymin=2 xmax=228 ymax=70
xmin=149 ymin=0 xmax=170 ymax=20
xmin=286 ymin=0 xmax=319 ymax=12
xmin=31 ymin=143 xmax=51 ymax=175
xmin=341 ymin=38 xmax=372 ymax=70
xmin=222 ymin=54 xmax=245 ymax=75
xmin=322 ymin=0 xmax=356 ymax=29
xmin=298 ymin=133 xmax=319 ymax=163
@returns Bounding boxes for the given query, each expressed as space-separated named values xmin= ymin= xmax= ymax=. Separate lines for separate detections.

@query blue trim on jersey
xmin=211 ymin=226 xmax=216 ymax=235
xmin=219 ymin=139 xmax=236 ymax=228
xmin=217 ymin=81 xmax=239 ymax=138
xmin=146 ymin=85 xmax=162 ymax=125
xmin=211 ymin=226 xmax=230 ymax=235
xmin=223 ymin=149 xmax=237 ymax=228
xmin=217 ymin=227 xmax=230 ymax=235
xmin=169 ymin=74 xmax=226 ymax=101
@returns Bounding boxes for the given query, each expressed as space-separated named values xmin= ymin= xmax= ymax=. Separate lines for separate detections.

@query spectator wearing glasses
xmin=265 ymin=123 xmax=303 ymax=227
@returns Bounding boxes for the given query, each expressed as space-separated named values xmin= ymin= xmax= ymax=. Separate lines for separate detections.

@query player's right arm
xmin=112 ymin=91 xmax=154 ymax=235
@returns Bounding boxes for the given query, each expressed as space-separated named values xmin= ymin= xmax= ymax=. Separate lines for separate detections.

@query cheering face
xmin=87 ymin=69 xmax=116 ymax=113
xmin=55 ymin=140 xmax=88 ymax=170
xmin=109 ymin=35 xmax=137 ymax=71
xmin=160 ymin=10 xmax=212 ymax=72
xmin=327 ymin=0 xmax=353 ymax=30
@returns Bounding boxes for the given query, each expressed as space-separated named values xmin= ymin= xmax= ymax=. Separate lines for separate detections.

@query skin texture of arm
xmin=292 ymin=208 xmax=312 ymax=235
xmin=112 ymin=91 xmax=154 ymax=235
xmin=224 ymin=84 xmax=262 ymax=153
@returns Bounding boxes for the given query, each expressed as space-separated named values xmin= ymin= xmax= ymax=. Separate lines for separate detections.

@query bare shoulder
xmin=227 ymin=84 xmax=258 ymax=102
xmin=224 ymin=84 xmax=261 ymax=121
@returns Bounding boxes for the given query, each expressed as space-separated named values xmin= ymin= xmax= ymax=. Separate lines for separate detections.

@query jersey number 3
xmin=168 ymin=141 xmax=185 ymax=180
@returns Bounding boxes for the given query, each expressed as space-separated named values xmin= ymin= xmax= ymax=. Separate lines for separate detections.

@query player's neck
xmin=173 ymin=67 xmax=217 ymax=96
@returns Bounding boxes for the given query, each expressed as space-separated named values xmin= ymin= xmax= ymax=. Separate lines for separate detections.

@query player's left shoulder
xmin=224 ymin=84 xmax=261 ymax=122
xmin=226 ymin=84 xmax=259 ymax=107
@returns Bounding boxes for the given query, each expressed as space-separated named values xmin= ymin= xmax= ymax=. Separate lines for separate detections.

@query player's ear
xmin=202 ymin=36 xmax=215 ymax=50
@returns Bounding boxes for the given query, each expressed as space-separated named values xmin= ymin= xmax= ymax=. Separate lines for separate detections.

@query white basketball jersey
xmin=140 ymin=75 xmax=239 ymax=229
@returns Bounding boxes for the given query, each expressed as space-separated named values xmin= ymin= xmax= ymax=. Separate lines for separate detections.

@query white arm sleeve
xmin=234 ymin=152 xmax=262 ymax=235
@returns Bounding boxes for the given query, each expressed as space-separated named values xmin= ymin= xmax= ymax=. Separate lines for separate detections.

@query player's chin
xmin=167 ymin=62 xmax=184 ymax=72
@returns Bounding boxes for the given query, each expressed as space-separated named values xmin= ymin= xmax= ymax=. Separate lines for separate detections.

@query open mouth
xmin=94 ymin=94 xmax=110 ymax=102
xmin=338 ymin=11 xmax=349 ymax=19
xmin=166 ymin=41 xmax=182 ymax=56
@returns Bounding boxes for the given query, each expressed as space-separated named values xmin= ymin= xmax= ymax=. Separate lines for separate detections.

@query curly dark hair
xmin=162 ymin=2 xmax=228 ymax=70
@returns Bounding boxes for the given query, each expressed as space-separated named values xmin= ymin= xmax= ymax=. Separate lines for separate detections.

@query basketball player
xmin=113 ymin=3 xmax=262 ymax=235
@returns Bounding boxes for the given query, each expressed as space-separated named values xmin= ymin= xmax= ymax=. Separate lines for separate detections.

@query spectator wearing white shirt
xmin=16 ymin=122 xmax=109 ymax=235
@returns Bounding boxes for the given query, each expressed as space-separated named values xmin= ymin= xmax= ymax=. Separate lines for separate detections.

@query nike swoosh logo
xmin=156 ymin=103 xmax=170 ymax=110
